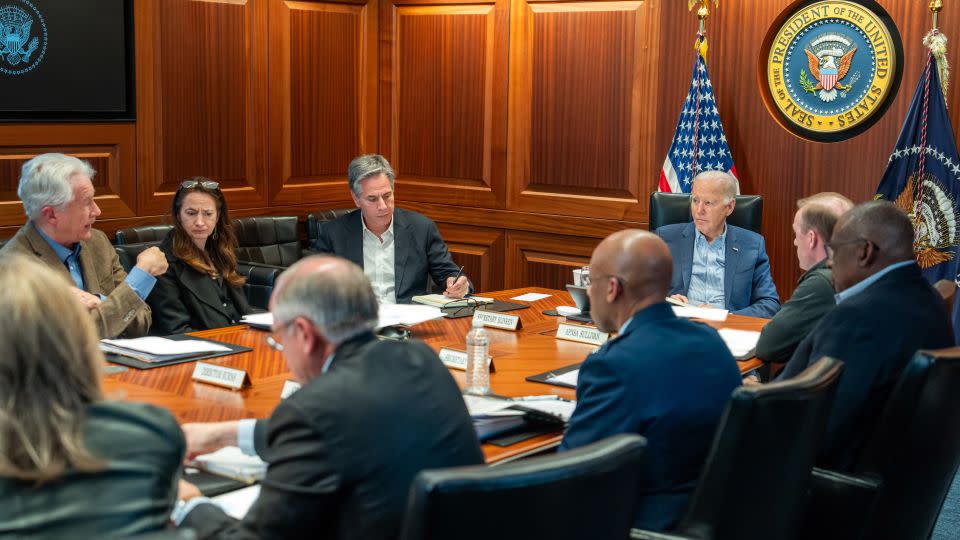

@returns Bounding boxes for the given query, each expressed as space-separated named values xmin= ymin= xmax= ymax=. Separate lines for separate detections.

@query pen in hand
xmin=445 ymin=265 xmax=466 ymax=295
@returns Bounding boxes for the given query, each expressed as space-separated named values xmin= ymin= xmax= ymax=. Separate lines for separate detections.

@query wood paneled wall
xmin=0 ymin=0 xmax=954 ymax=297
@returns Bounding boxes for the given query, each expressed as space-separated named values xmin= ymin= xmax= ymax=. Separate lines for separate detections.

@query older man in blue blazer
xmin=655 ymin=171 xmax=780 ymax=318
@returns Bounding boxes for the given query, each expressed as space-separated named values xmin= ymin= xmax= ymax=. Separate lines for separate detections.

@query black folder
xmin=103 ymin=334 xmax=252 ymax=370
xmin=525 ymin=362 xmax=582 ymax=389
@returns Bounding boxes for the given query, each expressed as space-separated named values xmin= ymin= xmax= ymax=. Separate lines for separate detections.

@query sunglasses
xmin=179 ymin=180 xmax=220 ymax=191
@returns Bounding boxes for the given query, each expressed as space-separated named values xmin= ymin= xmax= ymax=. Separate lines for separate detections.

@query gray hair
xmin=692 ymin=170 xmax=739 ymax=203
xmin=348 ymin=154 xmax=395 ymax=197
xmin=18 ymin=153 xmax=96 ymax=220
xmin=273 ymin=256 xmax=379 ymax=345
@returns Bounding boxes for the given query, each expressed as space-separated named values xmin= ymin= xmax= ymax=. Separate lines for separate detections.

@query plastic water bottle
xmin=464 ymin=317 xmax=491 ymax=395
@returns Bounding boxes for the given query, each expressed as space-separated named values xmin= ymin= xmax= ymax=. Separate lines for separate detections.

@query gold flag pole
xmin=931 ymin=0 xmax=942 ymax=30
xmin=923 ymin=0 xmax=950 ymax=100
xmin=688 ymin=0 xmax=718 ymax=57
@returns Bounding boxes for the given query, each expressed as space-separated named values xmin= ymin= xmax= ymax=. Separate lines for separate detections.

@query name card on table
xmin=473 ymin=310 xmax=521 ymax=331
xmin=439 ymin=347 xmax=496 ymax=372
xmin=556 ymin=323 xmax=609 ymax=346
xmin=192 ymin=362 xmax=250 ymax=390
xmin=280 ymin=380 xmax=301 ymax=399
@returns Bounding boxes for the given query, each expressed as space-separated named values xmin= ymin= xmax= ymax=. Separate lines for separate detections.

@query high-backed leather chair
xmin=232 ymin=216 xmax=300 ymax=267
xmin=306 ymin=208 xmax=355 ymax=253
xmin=115 ymin=242 xmax=162 ymax=273
xmin=400 ymin=434 xmax=646 ymax=540
xmin=801 ymin=348 xmax=960 ymax=540
xmin=115 ymin=225 xmax=173 ymax=245
xmin=238 ymin=261 xmax=284 ymax=310
xmin=648 ymin=192 xmax=763 ymax=233
xmin=631 ymin=356 xmax=844 ymax=540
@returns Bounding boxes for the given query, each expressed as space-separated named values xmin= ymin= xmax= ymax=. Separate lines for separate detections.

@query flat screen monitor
xmin=0 ymin=0 xmax=134 ymax=121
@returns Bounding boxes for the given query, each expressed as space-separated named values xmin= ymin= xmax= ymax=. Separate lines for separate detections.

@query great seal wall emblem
xmin=762 ymin=0 xmax=903 ymax=141
xmin=0 ymin=0 xmax=47 ymax=76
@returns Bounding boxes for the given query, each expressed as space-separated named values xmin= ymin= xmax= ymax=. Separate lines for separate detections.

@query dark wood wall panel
xmin=505 ymin=230 xmax=598 ymax=290
xmin=269 ymin=0 xmax=378 ymax=206
xmin=382 ymin=0 xmax=508 ymax=208
xmin=507 ymin=0 xmax=657 ymax=222
xmin=0 ymin=124 xmax=137 ymax=226
xmin=437 ymin=223 xmax=506 ymax=293
xmin=137 ymin=0 xmax=269 ymax=215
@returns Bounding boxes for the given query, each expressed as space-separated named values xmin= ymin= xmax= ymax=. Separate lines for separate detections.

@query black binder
xmin=103 ymin=334 xmax=252 ymax=370
xmin=525 ymin=362 xmax=582 ymax=389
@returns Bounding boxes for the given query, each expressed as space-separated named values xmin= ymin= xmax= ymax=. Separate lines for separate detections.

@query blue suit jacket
xmin=559 ymin=303 xmax=742 ymax=531
xmin=656 ymin=222 xmax=780 ymax=317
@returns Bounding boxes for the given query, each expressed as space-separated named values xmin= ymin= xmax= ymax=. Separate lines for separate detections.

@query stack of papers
xmin=100 ymin=337 xmax=232 ymax=363
xmin=462 ymin=394 xmax=526 ymax=440
xmin=194 ymin=446 xmax=267 ymax=483
xmin=518 ymin=399 xmax=577 ymax=422
xmin=377 ymin=304 xmax=444 ymax=328
xmin=211 ymin=484 xmax=261 ymax=519
xmin=672 ymin=305 xmax=729 ymax=321
xmin=717 ymin=328 xmax=762 ymax=359
xmin=240 ymin=313 xmax=273 ymax=330
xmin=411 ymin=294 xmax=494 ymax=308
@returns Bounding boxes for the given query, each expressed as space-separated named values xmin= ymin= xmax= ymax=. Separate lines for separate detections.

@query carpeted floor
xmin=934 ymin=470 xmax=960 ymax=539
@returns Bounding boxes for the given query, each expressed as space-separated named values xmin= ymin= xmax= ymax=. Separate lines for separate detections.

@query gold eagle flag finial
xmin=688 ymin=0 xmax=718 ymax=57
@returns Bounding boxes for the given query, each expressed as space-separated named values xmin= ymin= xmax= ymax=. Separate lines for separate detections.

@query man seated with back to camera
xmin=312 ymin=154 xmax=471 ymax=303
xmin=655 ymin=170 xmax=780 ymax=318
xmin=776 ymin=201 xmax=953 ymax=470
xmin=559 ymin=229 xmax=742 ymax=531
xmin=174 ymin=255 xmax=483 ymax=539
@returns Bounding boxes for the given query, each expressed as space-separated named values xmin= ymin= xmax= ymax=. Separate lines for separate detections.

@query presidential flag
xmin=658 ymin=39 xmax=738 ymax=193
xmin=875 ymin=32 xmax=960 ymax=340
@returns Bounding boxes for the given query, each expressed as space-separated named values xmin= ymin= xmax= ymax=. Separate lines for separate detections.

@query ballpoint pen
xmin=511 ymin=395 xmax=561 ymax=401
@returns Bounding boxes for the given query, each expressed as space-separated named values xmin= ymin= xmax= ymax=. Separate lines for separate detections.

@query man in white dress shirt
xmin=311 ymin=154 xmax=470 ymax=304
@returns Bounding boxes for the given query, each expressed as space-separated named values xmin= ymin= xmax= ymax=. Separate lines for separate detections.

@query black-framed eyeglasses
xmin=441 ymin=297 xmax=482 ymax=318
xmin=265 ymin=320 xmax=292 ymax=352
xmin=179 ymin=180 xmax=220 ymax=191
xmin=825 ymin=237 xmax=874 ymax=260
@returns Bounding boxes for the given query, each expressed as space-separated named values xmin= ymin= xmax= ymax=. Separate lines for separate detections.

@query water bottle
xmin=464 ymin=317 xmax=491 ymax=395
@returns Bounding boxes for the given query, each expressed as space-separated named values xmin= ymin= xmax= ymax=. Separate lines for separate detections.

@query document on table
xmin=548 ymin=369 xmax=580 ymax=387
xmin=212 ymin=484 xmax=261 ymax=520
xmin=510 ymin=292 xmax=552 ymax=302
xmin=671 ymin=305 xmax=729 ymax=322
xmin=101 ymin=337 xmax=232 ymax=355
xmin=717 ymin=328 xmax=762 ymax=359
xmin=519 ymin=399 xmax=577 ymax=422
xmin=194 ymin=446 xmax=267 ymax=483
xmin=462 ymin=394 xmax=524 ymax=417
xmin=377 ymin=303 xmax=444 ymax=328
xmin=241 ymin=312 xmax=273 ymax=329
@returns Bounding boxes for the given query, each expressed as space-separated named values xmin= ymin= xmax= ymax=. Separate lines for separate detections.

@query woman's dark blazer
xmin=147 ymin=232 xmax=251 ymax=335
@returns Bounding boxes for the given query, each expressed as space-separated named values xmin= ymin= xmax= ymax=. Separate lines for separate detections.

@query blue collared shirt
xmin=834 ymin=260 xmax=915 ymax=304
xmin=687 ymin=226 xmax=727 ymax=308
xmin=35 ymin=225 xmax=156 ymax=301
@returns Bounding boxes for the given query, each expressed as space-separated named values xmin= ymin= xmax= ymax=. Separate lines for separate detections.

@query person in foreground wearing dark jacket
xmin=777 ymin=201 xmax=954 ymax=469
xmin=0 ymin=255 xmax=183 ymax=539
xmin=148 ymin=177 xmax=251 ymax=334
xmin=175 ymin=255 xmax=483 ymax=539
xmin=559 ymin=229 xmax=742 ymax=531
xmin=755 ymin=192 xmax=854 ymax=364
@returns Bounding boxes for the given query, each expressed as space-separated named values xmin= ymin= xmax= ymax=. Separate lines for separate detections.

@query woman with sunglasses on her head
xmin=0 ymin=255 xmax=184 ymax=538
xmin=147 ymin=177 xmax=251 ymax=335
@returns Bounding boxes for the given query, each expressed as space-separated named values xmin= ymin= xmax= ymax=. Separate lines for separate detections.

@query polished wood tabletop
xmin=102 ymin=288 xmax=767 ymax=463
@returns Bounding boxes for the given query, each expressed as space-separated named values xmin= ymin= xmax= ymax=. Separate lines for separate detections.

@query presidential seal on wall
xmin=761 ymin=0 xmax=903 ymax=141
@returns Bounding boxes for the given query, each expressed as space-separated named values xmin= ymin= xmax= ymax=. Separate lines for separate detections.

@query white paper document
xmin=672 ymin=305 xmax=729 ymax=322
xmin=195 ymin=446 xmax=267 ymax=483
xmin=101 ymin=337 xmax=232 ymax=355
xmin=241 ymin=313 xmax=274 ymax=327
xmin=510 ymin=292 xmax=552 ymax=302
xmin=377 ymin=303 xmax=443 ymax=328
xmin=212 ymin=484 xmax=261 ymax=520
xmin=548 ymin=369 xmax=580 ymax=387
xmin=462 ymin=394 xmax=523 ymax=417
xmin=520 ymin=399 xmax=577 ymax=422
xmin=718 ymin=328 xmax=762 ymax=359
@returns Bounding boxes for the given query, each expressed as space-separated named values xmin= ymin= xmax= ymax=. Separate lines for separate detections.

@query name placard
xmin=280 ymin=379 xmax=301 ymax=399
xmin=439 ymin=347 xmax=495 ymax=372
xmin=556 ymin=323 xmax=609 ymax=346
xmin=192 ymin=362 xmax=250 ymax=390
xmin=473 ymin=310 xmax=521 ymax=331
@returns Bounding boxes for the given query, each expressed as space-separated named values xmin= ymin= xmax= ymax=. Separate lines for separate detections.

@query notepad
xmin=100 ymin=337 xmax=233 ymax=363
xmin=377 ymin=304 xmax=444 ymax=327
xmin=411 ymin=294 xmax=495 ymax=308
xmin=194 ymin=446 xmax=267 ymax=483
xmin=672 ymin=305 xmax=729 ymax=322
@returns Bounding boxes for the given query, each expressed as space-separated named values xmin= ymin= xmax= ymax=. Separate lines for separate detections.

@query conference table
xmin=102 ymin=287 xmax=767 ymax=464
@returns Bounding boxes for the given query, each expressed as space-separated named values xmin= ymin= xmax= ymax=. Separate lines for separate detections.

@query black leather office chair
xmin=232 ymin=216 xmax=301 ymax=267
xmin=115 ymin=225 xmax=174 ymax=245
xmin=632 ymin=356 xmax=843 ymax=540
xmin=400 ymin=433 xmax=646 ymax=540
xmin=801 ymin=348 xmax=960 ymax=540
xmin=238 ymin=261 xmax=284 ymax=310
xmin=306 ymin=208 xmax=355 ymax=253
xmin=648 ymin=192 xmax=763 ymax=233
xmin=115 ymin=242 xmax=163 ymax=273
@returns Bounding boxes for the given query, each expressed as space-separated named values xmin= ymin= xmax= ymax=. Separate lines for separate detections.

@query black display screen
xmin=0 ymin=0 xmax=133 ymax=120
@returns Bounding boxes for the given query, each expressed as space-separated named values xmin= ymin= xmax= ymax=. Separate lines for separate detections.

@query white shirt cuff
xmin=237 ymin=419 xmax=259 ymax=457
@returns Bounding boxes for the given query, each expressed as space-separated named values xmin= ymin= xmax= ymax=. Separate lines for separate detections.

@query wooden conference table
xmin=102 ymin=287 xmax=767 ymax=464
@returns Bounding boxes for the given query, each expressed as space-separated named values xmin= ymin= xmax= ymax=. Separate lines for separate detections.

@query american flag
xmin=659 ymin=48 xmax=738 ymax=193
